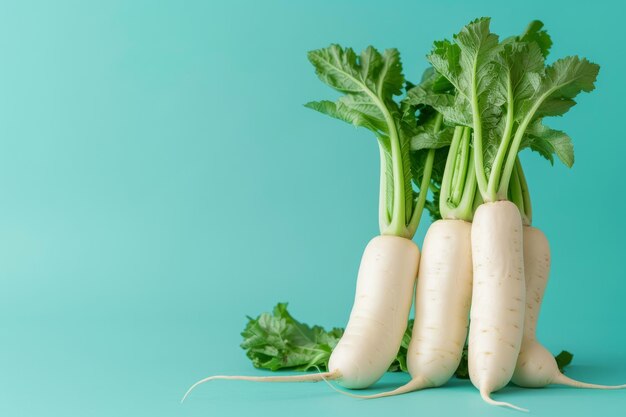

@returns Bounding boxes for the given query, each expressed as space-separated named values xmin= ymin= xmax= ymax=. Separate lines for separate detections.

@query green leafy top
xmin=306 ymin=45 xmax=440 ymax=238
xmin=426 ymin=18 xmax=599 ymax=202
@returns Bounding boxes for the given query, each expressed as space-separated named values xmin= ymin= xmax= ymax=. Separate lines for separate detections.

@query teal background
xmin=1 ymin=0 xmax=624 ymax=416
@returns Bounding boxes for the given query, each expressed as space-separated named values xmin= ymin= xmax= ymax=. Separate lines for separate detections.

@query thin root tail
xmin=181 ymin=370 xmax=341 ymax=403
xmin=553 ymin=373 xmax=626 ymax=390
xmin=480 ymin=389 xmax=528 ymax=412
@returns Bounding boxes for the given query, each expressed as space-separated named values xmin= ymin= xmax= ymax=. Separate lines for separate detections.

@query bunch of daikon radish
xmin=183 ymin=18 xmax=625 ymax=411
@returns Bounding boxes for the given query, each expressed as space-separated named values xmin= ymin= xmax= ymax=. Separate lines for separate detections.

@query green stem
xmin=406 ymin=113 xmax=442 ymax=237
xmin=432 ymin=111 xmax=444 ymax=135
xmin=439 ymin=126 xmax=463 ymax=211
xmin=450 ymin=149 xmax=463 ymax=204
xmin=454 ymin=145 xmax=478 ymax=221
xmin=487 ymin=73 xmax=514 ymax=199
xmin=497 ymin=118 xmax=530 ymax=199
xmin=440 ymin=127 xmax=476 ymax=221
xmin=380 ymin=106 xmax=405 ymax=237
xmin=472 ymin=186 xmax=484 ymax=213
xmin=516 ymin=157 xmax=532 ymax=225
xmin=470 ymin=62 xmax=491 ymax=202
xmin=451 ymin=127 xmax=470 ymax=205
xmin=509 ymin=163 xmax=525 ymax=218
xmin=407 ymin=149 xmax=435 ymax=237
xmin=378 ymin=142 xmax=390 ymax=231
xmin=497 ymin=84 xmax=565 ymax=199
xmin=508 ymin=158 xmax=532 ymax=226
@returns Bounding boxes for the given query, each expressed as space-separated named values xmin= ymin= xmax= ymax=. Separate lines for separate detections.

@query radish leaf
xmin=240 ymin=303 xmax=343 ymax=371
xmin=307 ymin=44 xmax=438 ymax=237
xmin=555 ymin=350 xmax=574 ymax=373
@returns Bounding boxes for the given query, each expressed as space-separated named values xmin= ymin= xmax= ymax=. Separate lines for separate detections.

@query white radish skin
xmin=408 ymin=220 xmax=474 ymax=386
xmin=469 ymin=200 xmax=527 ymax=411
xmin=341 ymin=220 xmax=473 ymax=399
xmin=512 ymin=227 xmax=626 ymax=390
xmin=181 ymin=235 xmax=419 ymax=401
xmin=328 ymin=235 xmax=420 ymax=388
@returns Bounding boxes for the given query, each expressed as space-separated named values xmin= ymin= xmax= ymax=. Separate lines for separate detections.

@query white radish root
xmin=512 ymin=226 xmax=626 ymax=390
xmin=182 ymin=235 xmax=419 ymax=401
xmin=327 ymin=235 xmax=419 ymax=388
xmin=408 ymin=220 xmax=473 ymax=386
xmin=469 ymin=200 xmax=526 ymax=411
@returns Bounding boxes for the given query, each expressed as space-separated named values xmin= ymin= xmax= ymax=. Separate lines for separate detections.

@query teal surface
xmin=1 ymin=1 xmax=625 ymax=416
